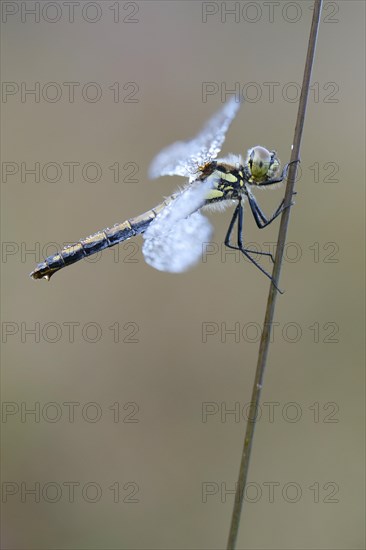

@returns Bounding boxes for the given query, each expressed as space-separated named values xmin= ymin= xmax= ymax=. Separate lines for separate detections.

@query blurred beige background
xmin=1 ymin=1 xmax=365 ymax=549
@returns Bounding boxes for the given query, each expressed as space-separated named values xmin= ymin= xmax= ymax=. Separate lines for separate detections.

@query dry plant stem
xmin=226 ymin=1 xmax=323 ymax=549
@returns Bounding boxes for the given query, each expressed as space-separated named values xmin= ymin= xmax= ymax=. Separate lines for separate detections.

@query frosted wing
xmin=142 ymin=181 xmax=213 ymax=273
xmin=149 ymin=97 xmax=242 ymax=181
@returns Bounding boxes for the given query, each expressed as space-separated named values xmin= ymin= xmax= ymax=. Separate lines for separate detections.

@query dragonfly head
xmin=246 ymin=146 xmax=281 ymax=185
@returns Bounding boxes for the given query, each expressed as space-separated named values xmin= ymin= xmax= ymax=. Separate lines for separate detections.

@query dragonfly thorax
xmin=201 ymin=160 xmax=246 ymax=205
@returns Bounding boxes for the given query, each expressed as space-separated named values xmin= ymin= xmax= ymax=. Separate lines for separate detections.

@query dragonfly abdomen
xmin=30 ymin=196 xmax=176 ymax=280
xmin=30 ymin=226 xmax=133 ymax=280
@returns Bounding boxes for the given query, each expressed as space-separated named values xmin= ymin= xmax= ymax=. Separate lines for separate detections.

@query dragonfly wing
xmin=148 ymin=97 xmax=243 ymax=180
xmin=142 ymin=179 xmax=213 ymax=273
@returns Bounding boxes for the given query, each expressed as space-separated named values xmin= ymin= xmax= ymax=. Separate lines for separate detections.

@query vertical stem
xmin=226 ymin=2 xmax=323 ymax=548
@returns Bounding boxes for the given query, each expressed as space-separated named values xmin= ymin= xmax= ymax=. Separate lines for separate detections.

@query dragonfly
xmin=30 ymin=97 xmax=295 ymax=287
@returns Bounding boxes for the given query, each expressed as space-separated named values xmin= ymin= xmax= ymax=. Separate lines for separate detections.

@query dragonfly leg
xmin=225 ymin=201 xmax=275 ymax=262
xmin=225 ymin=200 xmax=283 ymax=293
xmin=224 ymin=202 xmax=240 ymax=246
xmin=247 ymin=189 xmax=296 ymax=230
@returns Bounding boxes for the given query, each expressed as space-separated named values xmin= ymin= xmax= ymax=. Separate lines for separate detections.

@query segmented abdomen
xmin=30 ymin=196 xmax=175 ymax=280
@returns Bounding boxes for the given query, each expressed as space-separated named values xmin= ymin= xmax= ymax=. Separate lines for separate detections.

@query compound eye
xmin=268 ymin=150 xmax=281 ymax=178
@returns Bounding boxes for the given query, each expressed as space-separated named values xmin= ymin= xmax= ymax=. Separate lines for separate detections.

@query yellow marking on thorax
xmin=218 ymin=171 xmax=238 ymax=183
xmin=206 ymin=189 xmax=224 ymax=200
